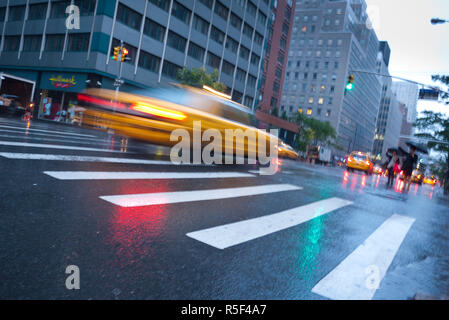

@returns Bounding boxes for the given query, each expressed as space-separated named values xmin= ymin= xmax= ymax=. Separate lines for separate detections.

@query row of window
xmin=3 ymin=33 xmax=90 ymax=52
xmin=289 ymin=49 xmax=342 ymax=58
xmin=287 ymin=60 xmax=339 ymax=70
xmin=0 ymin=0 xmax=95 ymax=22
xmin=280 ymin=105 xmax=333 ymax=118
xmin=292 ymin=38 xmax=344 ymax=47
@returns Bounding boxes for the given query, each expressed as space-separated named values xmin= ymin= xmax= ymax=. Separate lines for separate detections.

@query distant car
xmin=411 ymin=170 xmax=424 ymax=185
xmin=373 ymin=164 xmax=383 ymax=175
xmin=346 ymin=151 xmax=373 ymax=174
xmin=423 ymin=176 xmax=436 ymax=186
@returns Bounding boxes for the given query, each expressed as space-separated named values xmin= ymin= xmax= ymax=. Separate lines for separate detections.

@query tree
xmin=291 ymin=113 xmax=338 ymax=152
xmin=177 ymin=67 xmax=227 ymax=93
xmin=414 ymin=74 xmax=449 ymax=194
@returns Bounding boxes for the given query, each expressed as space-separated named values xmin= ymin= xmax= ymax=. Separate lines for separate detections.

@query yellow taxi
xmin=76 ymin=86 xmax=279 ymax=158
xmin=278 ymin=142 xmax=299 ymax=160
xmin=346 ymin=151 xmax=373 ymax=174
xmin=423 ymin=176 xmax=436 ymax=186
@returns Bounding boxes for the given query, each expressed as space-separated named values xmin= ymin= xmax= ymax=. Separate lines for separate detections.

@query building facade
xmin=372 ymin=41 xmax=402 ymax=159
xmin=281 ymin=0 xmax=381 ymax=156
xmin=0 ymin=0 xmax=271 ymax=122
xmin=255 ymin=0 xmax=294 ymax=116
xmin=392 ymin=80 xmax=419 ymax=130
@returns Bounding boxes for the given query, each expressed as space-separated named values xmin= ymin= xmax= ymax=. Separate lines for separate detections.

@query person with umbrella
xmin=399 ymin=145 xmax=419 ymax=192
xmin=385 ymin=148 xmax=401 ymax=188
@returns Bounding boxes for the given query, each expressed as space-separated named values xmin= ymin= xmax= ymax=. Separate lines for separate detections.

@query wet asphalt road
xmin=0 ymin=116 xmax=448 ymax=300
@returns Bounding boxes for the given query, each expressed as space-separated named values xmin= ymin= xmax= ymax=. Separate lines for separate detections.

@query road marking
xmin=44 ymin=171 xmax=254 ymax=180
xmin=0 ymin=141 xmax=125 ymax=153
xmin=0 ymin=124 xmax=97 ymax=137
xmin=100 ymin=184 xmax=301 ymax=207
xmin=0 ymin=152 xmax=211 ymax=166
xmin=311 ymin=214 xmax=415 ymax=300
xmin=0 ymin=128 xmax=107 ymax=142
xmin=187 ymin=197 xmax=352 ymax=249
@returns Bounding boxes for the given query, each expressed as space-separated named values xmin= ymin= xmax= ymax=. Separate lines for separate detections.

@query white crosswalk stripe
xmin=0 ymin=152 xmax=206 ymax=166
xmin=187 ymin=197 xmax=352 ymax=249
xmin=0 ymin=140 xmax=126 ymax=153
xmin=311 ymin=214 xmax=415 ymax=300
xmin=44 ymin=171 xmax=254 ymax=180
xmin=0 ymin=124 xmax=97 ymax=137
xmin=100 ymin=184 xmax=302 ymax=207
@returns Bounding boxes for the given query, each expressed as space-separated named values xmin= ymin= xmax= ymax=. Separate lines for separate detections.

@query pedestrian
xmin=386 ymin=150 xmax=400 ymax=188
xmin=401 ymin=146 xmax=418 ymax=192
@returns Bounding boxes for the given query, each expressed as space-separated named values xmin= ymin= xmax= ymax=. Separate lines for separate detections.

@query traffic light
xmin=112 ymin=46 xmax=120 ymax=61
xmin=121 ymin=47 xmax=129 ymax=62
xmin=346 ymin=74 xmax=355 ymax=91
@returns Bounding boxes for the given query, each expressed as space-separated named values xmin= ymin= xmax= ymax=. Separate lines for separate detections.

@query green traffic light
xmin=346 ymin=83 xmax=354 ymax=90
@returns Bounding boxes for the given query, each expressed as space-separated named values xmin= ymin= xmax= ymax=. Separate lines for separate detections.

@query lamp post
xmin=431 ymin=18 xmax=449 ymax=25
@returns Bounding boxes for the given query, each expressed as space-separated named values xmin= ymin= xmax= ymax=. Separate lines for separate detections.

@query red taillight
xmin=400 ymin=171 xmax=404 ymax=175
xmin=130 ymin=103 xmax=187 ymax=121
xmin=77 ymin=94 xmax=127 ymax=109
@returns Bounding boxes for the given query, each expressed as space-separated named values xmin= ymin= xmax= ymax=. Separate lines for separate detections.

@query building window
xmin=239 ymin=46 xmax=250 ymax=60
xmin=206 ymin=52 xmax=221 ymax=69
xmin=233 ymin=90 xmax=243 ymax=103
xmin=283 ymin=23 xmax=289 ymax=36
xmin=258 ymin=11 xmax=267 ymax=25
xmin=211 ymin=26 xmax=225 ymax=45
xmin=144 ymin=19 xmax=166 ymax=42
xmin=50 ymin=1 xmax=70 ymax=19
xmin=67 ymin=33 xmax=90 ymax=51
xmin=8 ymin=5 xmax=25 ymax=21
xmin=139 ymin=50 xmax=161 ymax=73
xmin=171 ymin=1 xmax=191 ymax=24
xmin=326 ymin=110 xmax=331 ymax=117
xmin=318 ymin=97 xmax=324 ymax=105
xmin=298 ymin=108 xmax=303 ymax=114
xmin=45 ymin=34 xmax=65 ymax=52
xmin=275 ymin=67 xmax=282 ymax=79
xmin=280 ymin=38 xmax=287 ymax=51
xmin=167 ymin=31 xmax=187 ymax=52
xmin=225 ymin=37 xmax=239 ymax=53
xmin=270 ymin=97 xmax=278 ymax=108
xmin=221 ymin=60 xmax=235 ymax=76
xmin=308 ymin=97 xmax=314 ymax=104
xmin=117 ymin=3 xmax=142 ymax=31
xmin=198 ymin=0 xmax=213 ymax=9
xmin=74 ymin=0 xmax=96 ymax=16
xmin=230 ymin=13 xmax=242 ymax=30
xmin=0 ymin=7 xmax=5 ymax=22
xmin=273 ymin=81 xmax=280 ymax=93
xmin=22 ymin=35 xmax=42 ymax=52
xmin=277 ymin=52 xmax=284 ymax=65
xmin=193 ymin=15 xmax=209 ymax=35
xmin=247 ymin=75 xmax=257 ymax=89
xmin=187 ymin=42 xmax=205 ymax=61
xmin=244 ymin=96 xmax=254 ymax=108
xmin=214 ymin=1 xmax=229 ymax=20
xmin=328 ymin=97 xmax=333 ymax=104
xmin=28 ymin=3 xmax=48 ymax=20
xmin=250 ymin=53 xmax=260 ymax=66
xmin=247 ymin=1 xmax=257 ymax=17
xmin=162 ymin=60 xmax=182 ymax=79
xmin=243 ymin=23 xmax=254 ymax=39
xmin=307 ymin=108 xmax=312 ymax=115
xmin=149 ymin=0 xmax=170 ymax=12
xmin=236 ymin=68 xmax=246 ymax=83
xmin=3 ymin=36 xmax=21 ymax=51
xmin=254 ymin=32 xmax=264 ymax=46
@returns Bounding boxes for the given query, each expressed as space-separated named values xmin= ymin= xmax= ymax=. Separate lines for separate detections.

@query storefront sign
xmin=49 ymin=75 xmax=77 ymax=89
xmin=40 ymin=72 xmax=87 ymax=93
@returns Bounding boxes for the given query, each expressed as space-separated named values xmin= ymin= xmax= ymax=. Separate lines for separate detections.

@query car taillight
xmin=77 ymin=94 xmax=127 ymax=109
xmin=365 ymin=161 xmax=370 ymax=165
xmin=130 ymin=103 xmax=187 ymax=121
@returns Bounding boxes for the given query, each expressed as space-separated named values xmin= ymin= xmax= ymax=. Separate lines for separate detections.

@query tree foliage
xmin=291 ymin=113 xmax=338 ymax=152
xmin=177 ymin=67 xmax=227 ymax=93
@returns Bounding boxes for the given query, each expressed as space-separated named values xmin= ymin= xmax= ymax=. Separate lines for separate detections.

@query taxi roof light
xmin=131 ymin=103 xmax=187 ymax=121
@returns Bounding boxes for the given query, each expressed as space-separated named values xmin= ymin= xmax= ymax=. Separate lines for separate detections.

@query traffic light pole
xmin=115 ymin=40 xmax=124 ymax=100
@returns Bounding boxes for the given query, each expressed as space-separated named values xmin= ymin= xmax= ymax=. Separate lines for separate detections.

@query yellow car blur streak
xmin=278 ymin=143 xmax=299 ymax=160
xmin=346 ymin=151 xmax=373 ymax=174
xmin=423 ymin=177 xmax=436 ymax=186
xmin=79 ymin=88 xmax=278 ymax=158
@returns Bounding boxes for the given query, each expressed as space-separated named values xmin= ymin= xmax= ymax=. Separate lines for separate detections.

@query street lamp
xmin=431 ymin=18 xmax=448 ymax=25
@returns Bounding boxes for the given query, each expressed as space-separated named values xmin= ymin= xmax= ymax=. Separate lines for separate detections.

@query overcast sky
xmin=365 ymin=0 xmax=449 ymax=116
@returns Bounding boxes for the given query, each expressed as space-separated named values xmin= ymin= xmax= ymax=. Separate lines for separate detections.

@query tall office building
xmin=372 ymin=41 xmax=402 ymax=159
xmin=281 ymin=0 xmax=382 ymax=156
xmin=392 ymin=81 xmax=419 ymax=127
xmin=0 ymin=0 xmax=271 ymax=121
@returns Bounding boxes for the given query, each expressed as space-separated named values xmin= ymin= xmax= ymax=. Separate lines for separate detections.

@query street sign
xmin=419 ymin=88 xmax=440 ymax=101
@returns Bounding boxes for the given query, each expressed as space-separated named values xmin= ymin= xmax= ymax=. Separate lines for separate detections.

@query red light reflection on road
xmin=361 ymin=175 xmax=366 ymax=188
xmin=350 ymin=175 xmax=357 ymax=191
xmin=106 ymin=183 xmax=170 ymax=267
xmin=342 ymin=171 xmax=349 ymax=188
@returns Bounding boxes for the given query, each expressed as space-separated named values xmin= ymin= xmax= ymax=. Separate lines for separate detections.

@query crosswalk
xmin=0 ymin=117 xmax=417 ymax=299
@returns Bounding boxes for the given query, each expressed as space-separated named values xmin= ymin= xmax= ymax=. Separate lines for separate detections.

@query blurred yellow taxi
xmin=423 ymin=176 xmax=436 ymax=186
xmin=77 ymin=85 xmax=279 ymax=158
xmin=278 ymin=142 xmax=299 ymax=160
xmin=346 ymin=151 xmax=373 ymax=174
